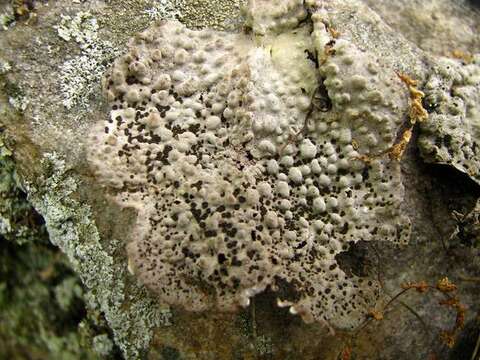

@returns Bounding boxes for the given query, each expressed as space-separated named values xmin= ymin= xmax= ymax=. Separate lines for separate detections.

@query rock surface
xmin=1 ymin=0 xmax=479 ymax=359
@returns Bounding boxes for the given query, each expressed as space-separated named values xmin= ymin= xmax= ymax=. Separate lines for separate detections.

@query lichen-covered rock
xmin=56 ymin=11 xmax=119 ymax=109
xmin=419 ymin=55 xmax=480 ymax=184
xmin=2 ymin=0 xmax=480 ymax=358
xmin=361 ymin=0 xmax=480 ymax=56
xmin=88 ymin=14 xmax=411 ymax=329
xmin=175 ymin=0 xmax=246 ymax=30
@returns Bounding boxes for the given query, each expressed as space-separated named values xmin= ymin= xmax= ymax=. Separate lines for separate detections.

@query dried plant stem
xmin=471 ymin=332 xmax=480 ymax=360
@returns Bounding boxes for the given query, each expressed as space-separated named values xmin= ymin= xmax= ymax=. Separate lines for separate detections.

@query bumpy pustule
xmin=419 ymin=55 xmax=480 ymax=184
xmin=244 ymin=0 xmax=307 ymax=35
xmin=89 ymin=16 xmax=411 ymax=329
xmin=272 ymin=13 xmax=412 ymax=326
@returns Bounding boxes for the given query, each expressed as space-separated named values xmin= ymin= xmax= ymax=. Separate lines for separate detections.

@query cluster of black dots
xmin=89 ymin=20 xmax=411 ymax=329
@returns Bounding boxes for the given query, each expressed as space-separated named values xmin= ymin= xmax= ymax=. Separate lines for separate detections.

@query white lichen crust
xmin=419 ymin=55 xmax=480 ymax=184
xmin=88 ymin=17 xmax=411 ymax=329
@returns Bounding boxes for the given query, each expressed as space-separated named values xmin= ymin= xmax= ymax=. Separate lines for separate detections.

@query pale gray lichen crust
xmin=419 ymin=55 xmax=480 ymax=184
xmin=88 ymin=2 xmax=411 ymax=329
xmin=56 ymin=11 xmax=119 ymax=109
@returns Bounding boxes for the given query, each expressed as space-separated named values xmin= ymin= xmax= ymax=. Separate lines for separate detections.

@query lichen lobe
xmin=88 ymin=12 xmax=411 ymax=329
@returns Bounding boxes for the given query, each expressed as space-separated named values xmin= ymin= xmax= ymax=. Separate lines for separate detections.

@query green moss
xmin=0 ymin=134 xmax=41 ymax=244
xmin=0 ymin=12 xmax=15 ymax=31
xmin=0 ymin=236 xmax=106 ymax=360
xmin=160 ymin=346 xmax=181 ymax=360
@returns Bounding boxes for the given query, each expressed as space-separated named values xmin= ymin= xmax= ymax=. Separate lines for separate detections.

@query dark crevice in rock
xmin=335 ymin=241 xmax=380 ymax=278
xmin=272 ymin=276 xmax=301 ymax=303
xmin=448 ymin=317 xmax=480 ymax=360
xmin=423 ymin=163 xmax=480 ymax=219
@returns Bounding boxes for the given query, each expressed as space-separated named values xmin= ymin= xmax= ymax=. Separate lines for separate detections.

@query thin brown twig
xmin=278 ymin=86 xmax=319 ymax=156
xmin=398 ymin=300 xmax=430 ymax=335
xmin=471 ymin=331 xmax=480 ymax=360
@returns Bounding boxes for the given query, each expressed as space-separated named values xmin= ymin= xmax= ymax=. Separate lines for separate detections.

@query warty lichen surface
xmin=88 ymin=2 xmax=412 ymax=329
xmin=244 ymin=0 xmax=307 ymax=34
xmin=419 ymin=54 xmax=480 ymax=184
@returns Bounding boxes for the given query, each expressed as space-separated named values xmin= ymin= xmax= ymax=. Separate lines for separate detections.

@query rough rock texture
xmin=362 ymin=0 xmax=480 ymax=56
xmin=1 ymin=0 xmax=480 ymax=359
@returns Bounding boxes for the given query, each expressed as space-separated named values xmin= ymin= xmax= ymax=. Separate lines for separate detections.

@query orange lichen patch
xmin=351 ymin=139 xmax=359 ymax=150
xmin=396 ymin=72 xmax=418 ymax=87
xmin=363 ymin=71 xmax=427 ymax=162
xmin=434 ymin=278 xmax=466 ymax=347
xmin=355 ymin=125 xmax=413 ymax=162
xmin=451 ymin=50 xmax=473 ymax=64
xmin=354 ymin=71 xmax=428 ymax=162
xmin=350 ymin=278 xmax=467 ymax=355
xmin=400 ymin=280 xmax=429 ymax=293
xmin=319 ymin=40 xmax=337 ymax=65
xmin=321 ymin=19 xmax=340 ymax=39
xmin=317 ymin=21 xmax=338 ymax=64
xmin=455 ymin=304 xmax=466 ymax=329
xmin=439 ymin=297 xmax=466 ymax=329
xmin=388 ymin=127 xmax=412 ymax=161
xmin=408 ymin=91 xmax=428 ymax=124
xmin=367 ymin=309 xmax=384 ymax=321
xmin=327 ymin=26 xmax=340 ymax=39
xmin=440 ymin=331 xmax=456 ymax=348
xmin=341 ymin=346 xmax=352 ymax=360
xmin=436 ymin=277 xmax=457 ymax=293
xmin=396 ymin=71 xmax=428 ymax=124
xmin=353 ymin=126 xmax=413 ymax=162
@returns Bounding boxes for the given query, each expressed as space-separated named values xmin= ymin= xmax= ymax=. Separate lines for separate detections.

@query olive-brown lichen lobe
xmin=88 ymin=5 xmax=411 ymax=329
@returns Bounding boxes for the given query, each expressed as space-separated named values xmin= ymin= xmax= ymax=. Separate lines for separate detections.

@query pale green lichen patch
xmin=56 ymin=11 xmax=119 ymax=109
xmin=144 ymin=0 xmax=180 ymax=21
xmin=27 ymin=152 xmax=172 ymax=359
xmin=0 ymin=12 xmax=15 ymax=31
xmin=0 ymin=60 xmax=11 ymax=75
xmin=7 ymin=86 xmax=28 ymax=112
xmin=254 ymin=334 xmax=274 ymax=355
xmin=176 ymin=0 xmax=247 ymax=30
xmin=92 ymin=333 xmax=114 ymax=356
xmin=0 ymin=137 xmax=98 ymax=358
xmin=0 ymin=238 xmax=100 ymax=360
